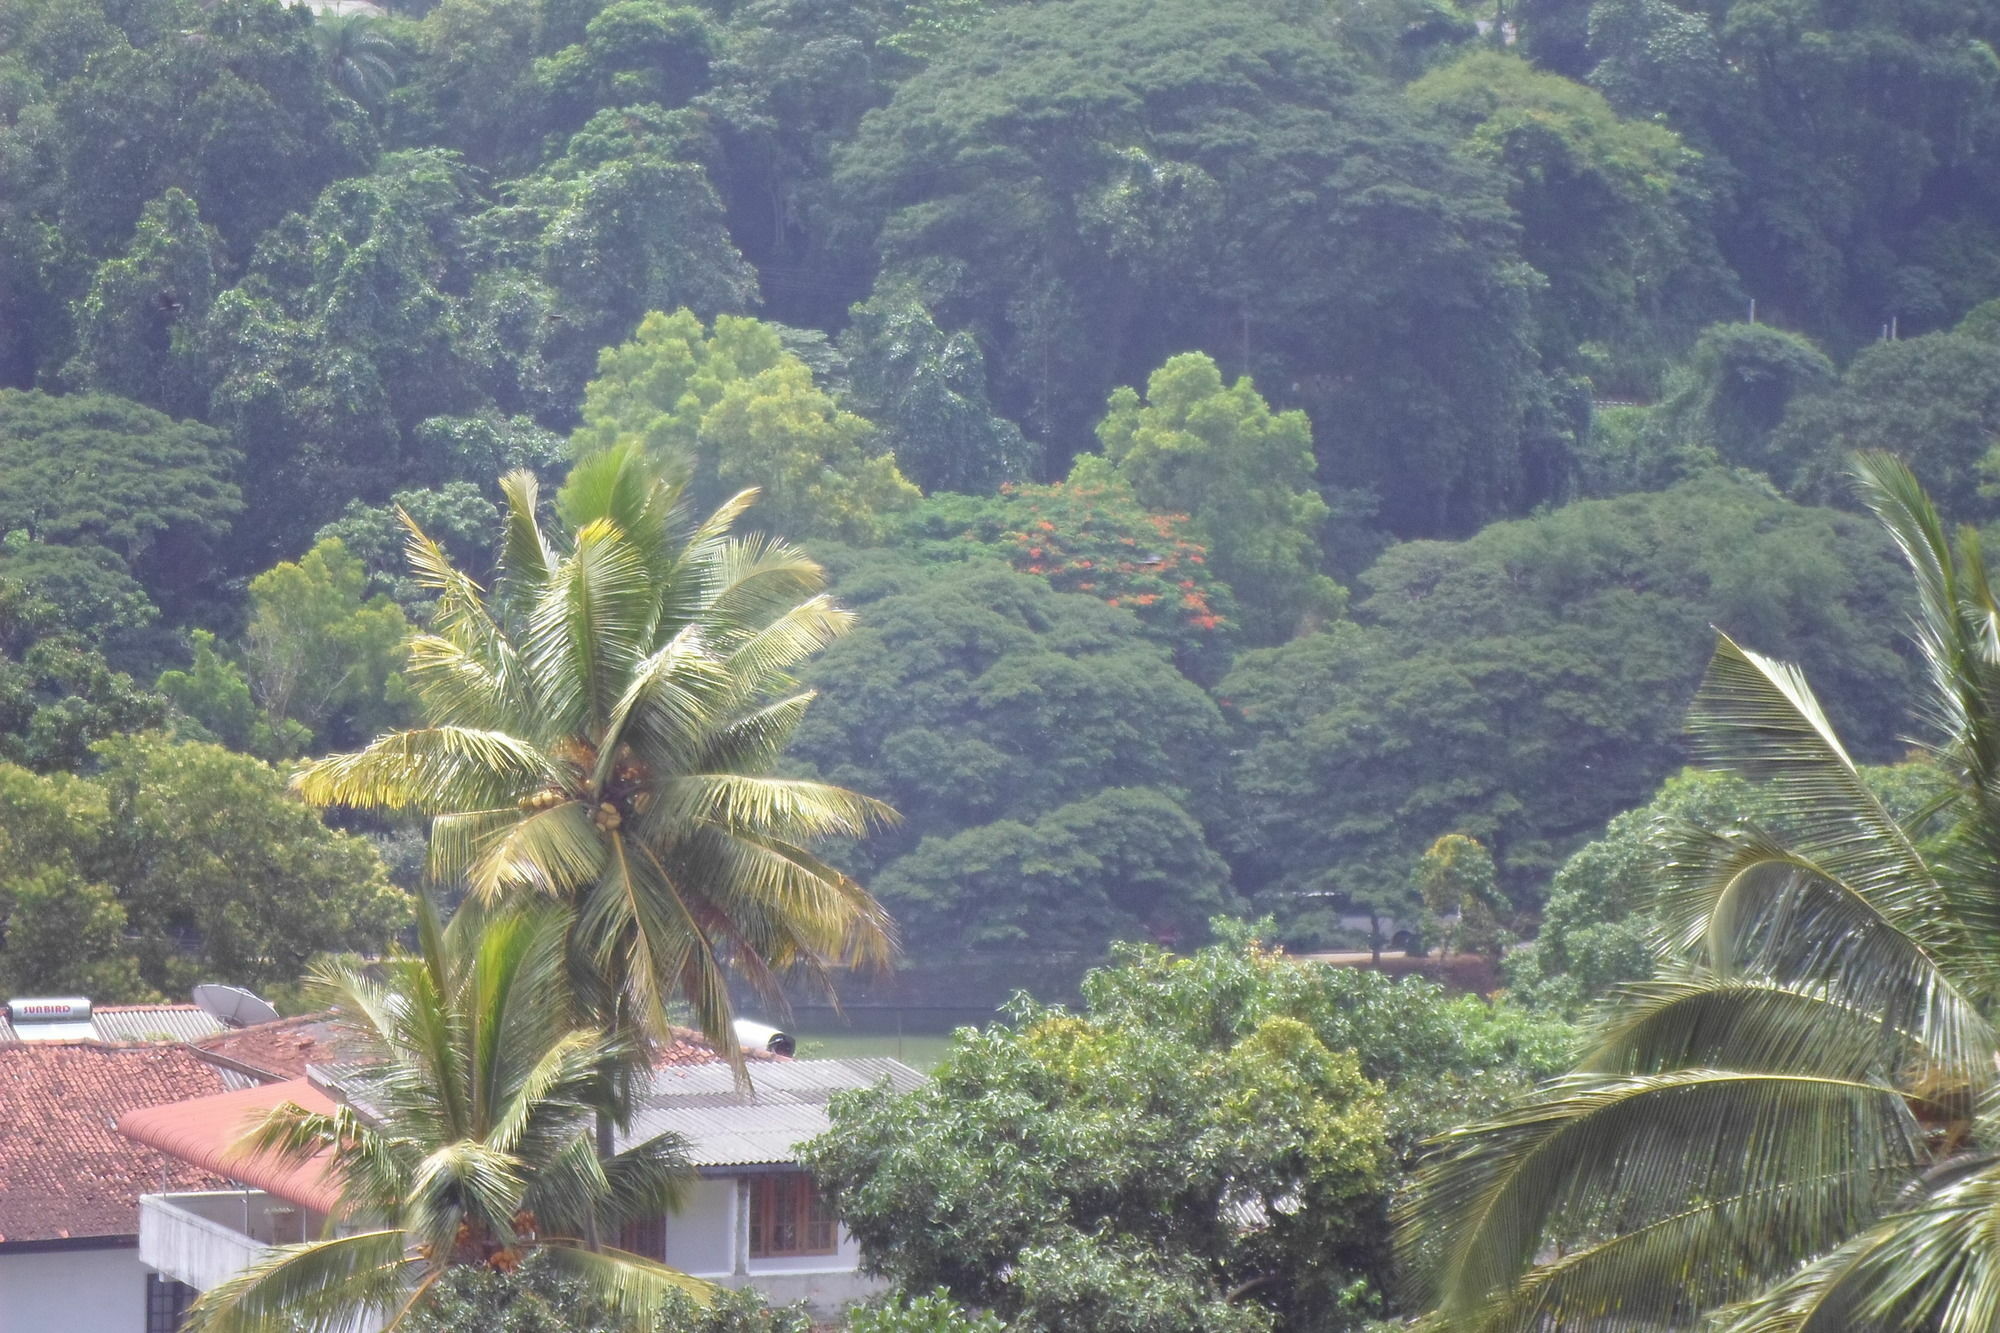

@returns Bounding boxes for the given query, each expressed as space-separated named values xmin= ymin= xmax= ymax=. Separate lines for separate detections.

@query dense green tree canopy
xmin=574 ymin=308 xmax=917 ymax=541
xmin=1088 ymin=352 xmax=1341 ymax=641
xmin=1780 ymin=330 xmax=2000 ymax=521
xmin=243 ymin=538 xmax=414 ymax=750
xmin=1224 ymin=476 xmax=1910 ymax=936
xmin=839 ymin=284 xmax=1034 ymax=495
xmin=0 ymin=575 xmax=167 ymax=771
xmin=0 ymin=389 xmax=241 ymax=612
xmin=793 ymin=550 xmax=1235 ymax=954
xmin=836 ymin=0 xmax=1576 ymax=535
xmin=1407 ymin=49 xmax=1732 ymax=391
xmin=0 ymin=731 xmax=406 ymax=996
xmin=808 ymin=930 xmax=1572 ymax=1332
xmin=897 ymin=483 xmax=1242 ymax=682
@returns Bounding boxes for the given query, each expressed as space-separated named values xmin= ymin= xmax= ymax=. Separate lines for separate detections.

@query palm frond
xmin=462 ymin=800 xmax=608 ymax=903
xmin=181 ymin=1229 xmax=417 ymax=1333
xmin=293 ymin=727 xmax=553 ymax=813
xmin=536 ymin=1243 xmax=716 ymax=1325
xmin=525 ymin=518 xmax=657 ymax=736
xmin=1687 ymin=635 xmax=1958 ymax=950
xmin=1653 ymin=826 xmax=1991 ymax=1084
xmin=1718 ymin=1161 xmax=2000 ymax=1333
xmin=1402 ymin=1070 xmax=1923 ymax=1326
xmin=1580 ymin=973 xmax=1949 ymax=1083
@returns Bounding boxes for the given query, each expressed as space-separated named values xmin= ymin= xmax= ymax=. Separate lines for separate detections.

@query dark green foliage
xmin=314 ymin=480 xmax=501 ymax=610
xmin=51 ymin=0 xmax=374 ymax=255
xmin=474 ymin=112 xmax=758 ymax=410
xmin=792 ymin=550 xmax=1236 ymax=955
xmin=836 ymin=0 xmax=1574 ymax=536
xmin=0 ymin=731 xmax=405 ymax=996
xmin=534 ymin=0 xmax=716 ymax=136
xmin=0 ymin=576 xmax=166 ymax=773
xmin=1224 ymin=477 xmax=1911 ymax=933
xmin=403 ymin=1259 xmax=810 ymax=1333
xmin=1580 ymin=0 xmax=2000 ymax=339
xmin=0 ymin=389 xmax=241 ymax=615
xmin=806 ymin=929 xmax=1573 ymax=1332
xmin=894 ymin=484 xmax=1241 ymax=682
xmin=64 ymin=188 xmax=225 ymax=418
xmin=840 ymin=284 xmax=1035 ymax=495
xmin=1780 ymin=331 xmax=2000 ymax=522
xmin=1576 ymin=321 xmax=1838 ymax=496
xmin=1408 ymin=49 xmax=1734 ymax=393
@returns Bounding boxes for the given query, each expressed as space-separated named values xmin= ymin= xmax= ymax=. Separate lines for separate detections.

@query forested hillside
xmin=3 ymin=0 xmax=1997 ymax=995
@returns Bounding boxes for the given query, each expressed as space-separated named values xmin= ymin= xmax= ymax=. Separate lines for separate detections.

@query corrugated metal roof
xmin=620 ymin=1057 xmax=924 ymax=1167
xmin=93 ymin=1006 xmax=228 ymax=1043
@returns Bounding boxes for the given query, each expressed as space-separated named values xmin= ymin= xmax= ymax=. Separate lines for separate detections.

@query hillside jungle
xmin=5 ymin=0 xmax=2000 ymax=1323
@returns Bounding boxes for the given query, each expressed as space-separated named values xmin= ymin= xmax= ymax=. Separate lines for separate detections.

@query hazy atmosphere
xmin=3 ymin=0 xmax=2000 ymax=1326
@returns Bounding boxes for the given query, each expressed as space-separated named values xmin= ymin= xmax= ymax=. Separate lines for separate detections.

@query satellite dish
xmin=193 ymin=984 xmax=281 ymax=1029
xmin=732 ymin=1017 xmax=795 ymax=1057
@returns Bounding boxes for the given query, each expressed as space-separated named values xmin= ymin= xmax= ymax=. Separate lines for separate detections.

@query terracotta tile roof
xmin=658 ymin=1026 xmax=774 ymax=1067
xmin=191 ymin=1014 xmax=354 ymax=1082
xmin=0 ymin=1043 xmax=231 ymax=1243
xmin=119 ymin=1079 xmax=342 ymax=1216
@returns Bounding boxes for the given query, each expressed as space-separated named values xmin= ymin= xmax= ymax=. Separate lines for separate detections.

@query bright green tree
xmin=92 ymin=732 xmax=408 ymax=994
xmin=184 ymin=903 xmax=707 ymax=1333
xmin=808 ymin=928 xmax=1573 ymax=1332
xmin=156 ymin=630 xmax=312 ymax=762
xmin=244 ymin=538 xmax=414 ymax=750
xmin=574 ymin=309 xmax=918 ymax=543
xmin=0 ymin=733 xmax=404 ymax=996
xmin=1413 ymin=833 xmax=1504 ymax=962
xmin=1090 ymin=353 xmax=1341 ymax=641
xmin=1399 ymin=455 xmax=2000 ymax=1330
xmin=293 ymin=446 xmax=896 ymax=1064
xmin=0 ymin=762 xmax=136 ymax=997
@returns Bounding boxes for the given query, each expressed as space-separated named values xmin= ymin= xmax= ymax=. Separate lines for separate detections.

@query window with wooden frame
xmin=749 ymin=1171 xmax=837 ymax=1257
xmin=620 ymin=1212 xmax=667 ymax=1261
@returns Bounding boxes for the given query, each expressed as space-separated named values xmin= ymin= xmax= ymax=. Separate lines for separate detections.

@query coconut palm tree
xmin=294 ymin=445 xmax=896 ymax=1070
xmin=1397 ymin=453 xmax=2000 ymax=1333
xmin=314 ymin=14 xmax=400 ymax=111
xmin=184 ymin=902 xmax=708 ymax=1333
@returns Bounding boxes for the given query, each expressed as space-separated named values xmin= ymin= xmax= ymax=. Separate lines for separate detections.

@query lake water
xmin=776 ymin=1005 xmax=1002 ymax=1071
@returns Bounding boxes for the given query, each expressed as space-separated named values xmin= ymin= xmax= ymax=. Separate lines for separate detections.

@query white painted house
xmin=119 ymin=1054 xmax=924 ymax=1322
xmin=615 ymin=1057 xmax=924 ymax=1309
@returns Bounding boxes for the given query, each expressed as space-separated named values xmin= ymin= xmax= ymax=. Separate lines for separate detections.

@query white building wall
xmin=663 ymin=1177 xmax=738 ymax=1277
xmin=0 ymin=1243 xmax=149 ymax=1333
xmin=662 ymin=1172 xmax=885 ymax=1315
xmin=138 ymin=1194 xmax=273 ymax=1294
